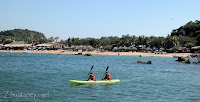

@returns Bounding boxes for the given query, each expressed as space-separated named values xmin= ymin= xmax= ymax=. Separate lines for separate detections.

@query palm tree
xmin=49 ymin=37 xmax=54 ymax=43
xmin=54 ymin=37 xmax=59 ymax=43
xmin=173 ymin=36 xmax=177 ymax=47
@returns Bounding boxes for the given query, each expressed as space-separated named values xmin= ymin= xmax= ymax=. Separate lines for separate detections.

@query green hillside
xmin=171 ymin=20 xmax=200 ymax=45
xmin=0 ymin=29 xmax=47 ymax=44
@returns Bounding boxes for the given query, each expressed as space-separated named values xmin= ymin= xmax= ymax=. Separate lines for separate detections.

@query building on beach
xmin=64 ymin=45 xmax=95 ymax=52
xmin=191 ymin=46 xmax=200 ymax=53
xmin=3 ymin=41 xmax=32 ymax=50
xmin=1 ymin=41 xmax=65 ymax=50
xmin=112 ymin=46 xmax=137 ymax=52
xmin=137 ymin=45 xmax=146 ymax=52
xmin=36 ymin=43 xmax=65 ymax=50
xmin=178 ymin=47 xmax=190 ymax=53
xmin=0 ymin=44 xmax=3 ymax=50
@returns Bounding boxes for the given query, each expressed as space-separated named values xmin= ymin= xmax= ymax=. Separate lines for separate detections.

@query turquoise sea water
xmin=0 ymin=52 xmax=200 ymax=101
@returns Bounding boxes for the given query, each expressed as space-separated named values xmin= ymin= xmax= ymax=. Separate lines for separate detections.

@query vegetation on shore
xmin=0 ymin=20 xmax=199 ymax=51
xmin=63 ymin=20 xmax=200 ymax=51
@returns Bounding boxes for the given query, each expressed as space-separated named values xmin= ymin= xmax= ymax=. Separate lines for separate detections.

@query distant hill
xmin=0 ymin=29 xmax=47 ymax=44
xmin=171 ymin=20 xmax=200 ymax=45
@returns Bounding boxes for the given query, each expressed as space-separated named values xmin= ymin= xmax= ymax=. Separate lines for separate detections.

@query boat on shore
xmin=70 ymin=79 xmax=120 ymax=85
xmin=173 ymin=55 xmax=191 ymax=58
xmin=185 ymin=55 xmax=191 ymax=58
xmin=172 ymin=55 xmax=179 ymax=58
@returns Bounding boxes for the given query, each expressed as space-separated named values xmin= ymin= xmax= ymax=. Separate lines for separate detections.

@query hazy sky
xmin=0 ymin=0 xmax=199 ymax=39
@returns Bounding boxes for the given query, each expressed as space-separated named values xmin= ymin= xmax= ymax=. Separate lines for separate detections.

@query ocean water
xmin=0 ymin=52 xmax=200 ymax=102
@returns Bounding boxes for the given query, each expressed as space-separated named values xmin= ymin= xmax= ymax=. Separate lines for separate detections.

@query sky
xmin=0 ymin=0 xmax=200 ymax=40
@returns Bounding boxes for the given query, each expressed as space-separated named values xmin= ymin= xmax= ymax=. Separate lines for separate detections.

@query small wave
xmin=160 ymin=71 xmax=182 ymax=74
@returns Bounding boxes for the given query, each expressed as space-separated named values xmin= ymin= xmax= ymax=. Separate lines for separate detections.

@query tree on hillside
xmin=173 ymin=35 xmax=178 ymax=47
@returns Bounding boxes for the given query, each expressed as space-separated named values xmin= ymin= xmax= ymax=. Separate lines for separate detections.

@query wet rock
xmin=176 ymin=57 xmax=186 ymax=62
xmin=185 ymin=59 xmax=191 ymax=64
xmin=84 ymin=53 xmax=92 ymax=56
xmin=75 ymin=52 xmax=82 ymax=55
xmin=137 ymin=60 xmax=152 ymax=64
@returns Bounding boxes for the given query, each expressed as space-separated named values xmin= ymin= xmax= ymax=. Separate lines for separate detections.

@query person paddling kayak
xmin=87 ymin=72 xmax=95 ymax=81
xmin=103 ymin=72 xmax=111 ymax=80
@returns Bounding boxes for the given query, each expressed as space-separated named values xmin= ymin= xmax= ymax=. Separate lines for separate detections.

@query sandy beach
xmin=0 ymin=50 xmax=193 ymax=58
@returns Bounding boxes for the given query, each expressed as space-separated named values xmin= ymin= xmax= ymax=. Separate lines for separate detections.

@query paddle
xmin=102 ymin=66 xmax=109 ymax=80
xmin=86 ymin=65 xmax=94 ymax=80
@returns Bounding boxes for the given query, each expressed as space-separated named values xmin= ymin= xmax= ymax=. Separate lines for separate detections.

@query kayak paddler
xmin=87 ymin=72 xmax=95 ymax=81
xmin=103 ymin=71 xmax=111 ymax=80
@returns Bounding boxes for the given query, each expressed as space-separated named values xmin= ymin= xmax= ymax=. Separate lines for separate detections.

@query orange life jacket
xmin=105 ymin=73 xmax=111 ymax=80
xmin=89 ymin=74 xmax=95 ymax=81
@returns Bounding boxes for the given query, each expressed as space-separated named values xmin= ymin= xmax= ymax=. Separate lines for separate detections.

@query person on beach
xmin=88 ymin=72 xmax=95 ymax=81
xmin=103 ymin=72 xmax=111 ymax=80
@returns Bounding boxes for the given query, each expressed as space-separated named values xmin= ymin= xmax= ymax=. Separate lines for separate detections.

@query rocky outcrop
xmin=176 ymin=57 xmax=186 ymax=62
xmin=176 ymin=57 xmax=190 ymax=64
xmin=84 ymin=53 xmax=92 ymax=56
xmin=137 ymin=60 xmax=152 ymax=64
xmin=185 ymin=59 xmax=191 ymax=64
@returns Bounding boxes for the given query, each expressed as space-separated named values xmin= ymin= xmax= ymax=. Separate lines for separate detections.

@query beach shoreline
xmin=0 ymin=50 xmax=193 ymax=58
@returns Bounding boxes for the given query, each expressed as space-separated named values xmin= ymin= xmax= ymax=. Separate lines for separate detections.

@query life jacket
xmin=89 ymin=74 xmax=95 ymax=81
xmin=105 ymin=73 xmax=111 ymax=80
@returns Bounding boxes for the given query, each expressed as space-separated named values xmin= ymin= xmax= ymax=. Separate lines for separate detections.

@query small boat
xmin=173 ymin=55 xmax=191 ymax=58
xmin=70 ymin=79 xmax=120 ymax=85
xmin=172 ymin=55 xmax=179 ymax=58
xmin=185 ymin=55 xmax=191 ymax=58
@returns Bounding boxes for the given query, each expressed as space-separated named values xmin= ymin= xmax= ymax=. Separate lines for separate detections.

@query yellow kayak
xmin=70 ymin=79 xmax=120 ymax=85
